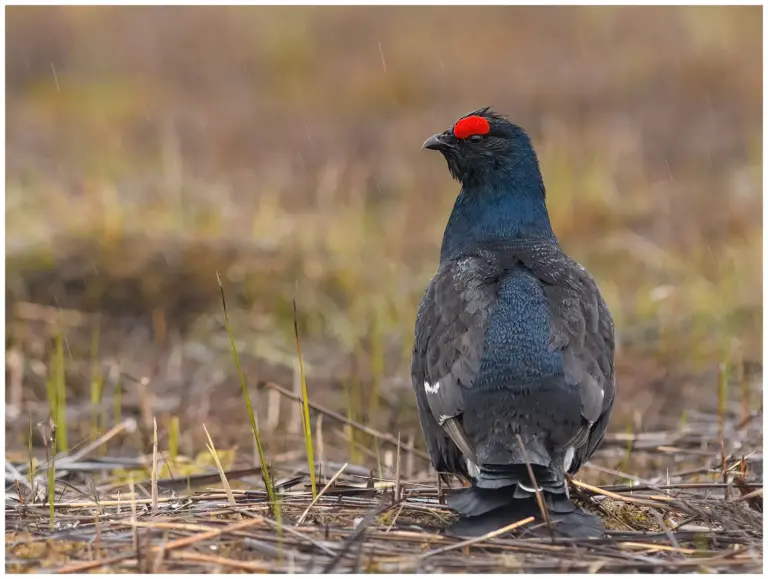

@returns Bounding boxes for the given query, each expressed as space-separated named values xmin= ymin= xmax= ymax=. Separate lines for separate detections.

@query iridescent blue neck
xmin=440 ymin=167 xmax=555 ymax=262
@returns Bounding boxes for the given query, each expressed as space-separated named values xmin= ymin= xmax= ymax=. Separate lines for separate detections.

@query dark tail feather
xmin=448 ymin=484 xmax=570 ymax=517
xmin=447 ymin=486 xmax=513 ymax=517
xmin=446 ymin=491 xmax=604 ymax=539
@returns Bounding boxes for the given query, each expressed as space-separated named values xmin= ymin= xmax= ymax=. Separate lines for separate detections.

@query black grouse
xmin=411 ymin=108 xmax=616 ymax=538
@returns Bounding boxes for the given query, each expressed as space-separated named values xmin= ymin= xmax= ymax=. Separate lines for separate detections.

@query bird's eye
xmin=469 ymin=134 xmax=484 ymax=143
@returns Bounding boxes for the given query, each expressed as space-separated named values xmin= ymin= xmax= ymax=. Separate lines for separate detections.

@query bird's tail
xmin=447 ymin=486 xmax=603 ymax=539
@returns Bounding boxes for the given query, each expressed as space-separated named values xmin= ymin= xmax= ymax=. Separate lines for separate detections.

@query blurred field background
xmin=4 ymin=5 xmax=764 ymax=571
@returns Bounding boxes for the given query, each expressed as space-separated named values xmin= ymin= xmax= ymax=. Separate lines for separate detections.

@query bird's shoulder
xmin=415 ymin=239 xmax=615 ymax=366
xmin=413 ymin=252 xmax=499 ymax=377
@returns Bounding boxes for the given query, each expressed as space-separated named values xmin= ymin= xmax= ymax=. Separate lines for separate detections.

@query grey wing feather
xmin=443 ymin=418 xmax=476 ymax=463
xmin=411 ymin=255 xmax=500 ymax=473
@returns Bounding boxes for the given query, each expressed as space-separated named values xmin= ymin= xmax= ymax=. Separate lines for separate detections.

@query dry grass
xmin=4 ymin=5 xmax=763 ymax=573
xmin=5 ymin=402 xmax=763 ymax=573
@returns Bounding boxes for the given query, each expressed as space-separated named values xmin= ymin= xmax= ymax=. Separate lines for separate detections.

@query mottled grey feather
xmin=411 ymin=253 xmax=500 ymax=477
xmin=411 ymin=239 xmax=615 ymax=487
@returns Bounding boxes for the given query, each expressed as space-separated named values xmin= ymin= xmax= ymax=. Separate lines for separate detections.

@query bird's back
xmin=463 ymin=263 xmax=584 ymax=469
xmin=475 ymin=266 xmax=563 ymax=385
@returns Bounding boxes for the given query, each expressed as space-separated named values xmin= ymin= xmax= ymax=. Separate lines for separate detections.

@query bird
xmin=411 ymin=107 xmax=616 ymax=539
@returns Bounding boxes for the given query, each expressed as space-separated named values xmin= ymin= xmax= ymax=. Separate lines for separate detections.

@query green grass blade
xmin=216 ymin=273 xmax=280 ymax=520
xmin=89 ymin=320 xmax=103 ymax=443
xmin=53 ymin=331 xmax=68 ymax=452
xmin=293 ymin=298 xmax=317 ymax=499
xmin=45 ymin=352 xmax=56 ymax=424
xmin=342 ymin=378 xmax=359 ymax=465
xmin=28 ymin=413 xmax=35 ymax=489
xmin=47 ymin=419 xmax=57 ymax=531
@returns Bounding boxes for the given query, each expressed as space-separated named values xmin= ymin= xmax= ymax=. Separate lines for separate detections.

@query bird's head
xmin=424 ymin=108 xmax=554 ymax=257
xmin=423 ymin=107 xmax=540 ymax=187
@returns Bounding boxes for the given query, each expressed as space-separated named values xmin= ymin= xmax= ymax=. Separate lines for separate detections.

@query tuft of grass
xmin=293 ymin=297 xmax=317 ymax=499
xmin=216 ymin=273 xmax=280 ymax=519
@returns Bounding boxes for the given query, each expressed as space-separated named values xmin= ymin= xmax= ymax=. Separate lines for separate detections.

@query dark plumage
xmin=412 ymin=108 xmax=616 ymax=538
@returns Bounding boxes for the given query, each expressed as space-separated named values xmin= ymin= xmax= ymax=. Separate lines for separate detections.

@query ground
xmin=4 ymin=5 xmax=763 ymax=573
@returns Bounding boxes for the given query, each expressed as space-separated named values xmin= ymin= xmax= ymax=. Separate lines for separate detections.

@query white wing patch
xmin=466 ymin=459 xmax=480 ymax=480
xmin=424 ymin=380 xmax=440 ymax=394
xmin=518 ymin=482 xmax=542 ymax=493
xmin=563 ymin=446 xmax=575 ymax=473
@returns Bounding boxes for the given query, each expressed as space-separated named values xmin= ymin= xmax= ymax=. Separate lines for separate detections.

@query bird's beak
xmin=422 ymin=132 xmax=452 ymax=151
